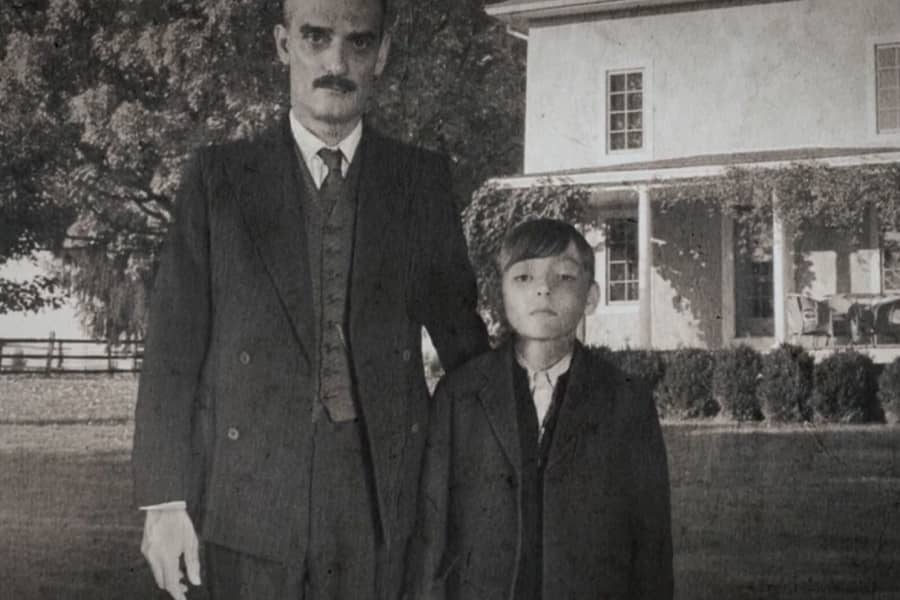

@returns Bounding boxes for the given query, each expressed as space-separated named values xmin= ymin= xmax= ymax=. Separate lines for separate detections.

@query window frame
xmin=875 ymin=42 xmax=900 ymax=135
xmin=606 ymin=68 xmax=645 ymax=154
xmin=605 ymin=217 xmax=639 ymax=304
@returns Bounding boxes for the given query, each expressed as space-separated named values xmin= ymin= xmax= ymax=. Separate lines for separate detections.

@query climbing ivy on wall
xmin=652 ymin=162 xmax=900 ymax=249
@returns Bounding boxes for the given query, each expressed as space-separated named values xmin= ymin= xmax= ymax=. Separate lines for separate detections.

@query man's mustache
xmin=314 ymin=75 xmax=357 ymax=93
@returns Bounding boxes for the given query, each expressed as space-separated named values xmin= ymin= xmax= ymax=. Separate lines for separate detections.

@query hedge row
xmin=591 ymin=344 xmax=899 ymax=424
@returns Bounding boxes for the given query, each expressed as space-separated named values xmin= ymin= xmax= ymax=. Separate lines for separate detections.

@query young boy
xmin=411 ymin=218 xmax=673 ymax=600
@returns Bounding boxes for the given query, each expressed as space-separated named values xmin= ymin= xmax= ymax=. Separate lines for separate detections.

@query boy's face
xmin=501 ymin=242 xmax=600 ymax=344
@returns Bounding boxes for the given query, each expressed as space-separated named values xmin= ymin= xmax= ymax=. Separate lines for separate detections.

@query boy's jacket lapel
xmin=546 ymin=344 xmax=615 ymax=472
xmin=476 ymin=346 xmax=522 ymax=479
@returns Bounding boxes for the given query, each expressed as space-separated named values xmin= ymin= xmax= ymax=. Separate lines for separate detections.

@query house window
xmin=608 ymin=70 xmax=643 ymax=151
xmin=606 ymin=218 xmax=638 ymax=302
xmin=876 ymin=43 xmax=900 ymax=133
xmin=883 ymin=231 xmax=900 ymax=292
xmin=749 ymin=261 xmax=774 ymax=319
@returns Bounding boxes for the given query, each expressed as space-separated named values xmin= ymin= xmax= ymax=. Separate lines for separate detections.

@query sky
xmin=0 ymin=255 xmax=85 ymax=340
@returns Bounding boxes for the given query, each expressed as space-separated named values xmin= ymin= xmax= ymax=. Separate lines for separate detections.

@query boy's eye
xmin=559 ymin=273 xmax=578 ymax=281
xmin=350 ymin=35 xmax=375 ymax=51
xmin=513 ymin=274 xmax=532 ymax=283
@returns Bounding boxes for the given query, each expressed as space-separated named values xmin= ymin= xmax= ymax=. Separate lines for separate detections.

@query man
xmin=132 ymin=0 xmax=489 ymax=598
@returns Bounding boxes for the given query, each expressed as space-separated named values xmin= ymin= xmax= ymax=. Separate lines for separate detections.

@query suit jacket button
xmin=239 ymin=351 xmax=251 ymax=365
xmin=410 ymin=422 xmax=420 ymax=434
xmin=226 ymin=427 xmax=240 ymax=441
xmin=402 ymin=349 xmax=412 ymax=362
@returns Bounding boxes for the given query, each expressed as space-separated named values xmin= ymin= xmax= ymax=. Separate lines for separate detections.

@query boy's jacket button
xmin=226 ymin=427 xmax=241 ymax=441
xmin=239 ymin=351 xmax=251 ymax=365
xmin=410 ymin=422 xmax=420 ymax=434
xmin=401 ymin=349 xmax=412 ymax=362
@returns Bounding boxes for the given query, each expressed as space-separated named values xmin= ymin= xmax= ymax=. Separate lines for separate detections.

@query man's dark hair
xmin=498 ymin=218 xmax=595 ymax=278
xmin=282 ymin=0 xmax=390 ymax=31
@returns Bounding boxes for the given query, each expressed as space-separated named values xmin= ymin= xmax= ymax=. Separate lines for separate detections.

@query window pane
xmin=879 ymin=69 xmax=900 ymax=89
xmin=609 ymin=263 xmax=627 ymax=281
xmin=628 ymin=131 xmax=643 ymax=149
xmin=610 ymin=93 xmax=626 ymax=111
xmin=609 ymin=283 xmax=625 ymax=302
xmin=879 ymin=109 xmax=900 ymax=131
xmin=627 ymin=113 xmax=643 ymax=130
xmin=627 ymin=92 xmax=643 ymax=110
xmin=610 ymin=74 xmax=625 ymax=92
xmin=610 ymin=113 xmax=626 ymax=131
xmin=627 ymin=283 xmax=639 ymax=301
xmin=877 ymin=46 xmax=898 ymax=68
xmin=610 ymin=132 xmax=626 ymax=150
xmin=879 ymin=88 xmax=900 ymax=109
xmin=627 ymin=72 xmax=642 ymax=90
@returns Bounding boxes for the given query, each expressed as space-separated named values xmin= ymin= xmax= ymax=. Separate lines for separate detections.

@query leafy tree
xmin=0 ymin=0 xmax=525 ymax=338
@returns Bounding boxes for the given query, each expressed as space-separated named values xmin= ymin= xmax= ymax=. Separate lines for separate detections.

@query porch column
xmin=772 ymin=191 xmax=790 ymax=344
xmin=638 ymin=185 xmax=653 ymax=348
xmin=720 ymin=214 xmax=736 ymax=347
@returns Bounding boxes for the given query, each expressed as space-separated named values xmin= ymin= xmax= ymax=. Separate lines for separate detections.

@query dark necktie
xmin=317 ymin=148 xmax=344 ymax=213
xmin=314 ymin=146 xmax=356 ymax=422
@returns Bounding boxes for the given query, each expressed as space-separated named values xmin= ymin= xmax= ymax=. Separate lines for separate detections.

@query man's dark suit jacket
xmin=131 ymin=117 xmax=489 ymax=564
xmin=414 ymin=343 xmax=673 ymax=600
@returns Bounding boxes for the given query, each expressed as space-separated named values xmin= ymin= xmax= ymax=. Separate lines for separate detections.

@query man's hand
xmin=141 ymin=507 xmax=202 ymax=600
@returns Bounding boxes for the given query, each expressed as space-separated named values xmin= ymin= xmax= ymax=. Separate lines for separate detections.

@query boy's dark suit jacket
xmin=131 ymin=117 xmax=488 ymax=567
xmin=414 ymin=343 xmax=673 ymax=600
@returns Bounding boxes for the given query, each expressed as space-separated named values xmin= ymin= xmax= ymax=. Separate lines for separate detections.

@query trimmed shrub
xmin=757 ymin=344 xmax=814 ymax=423
xmin=610 ymin=349 xmax=667 ymax=391
xmin=878 ymin=358 xmax=900 ymax=424
xmin=712 ymin=345 xmax=763 ymax=421
xmin=655 ymin=348 xmax=717 ymax=419
xmin=812 ymin=350 xmax=883 ymax=423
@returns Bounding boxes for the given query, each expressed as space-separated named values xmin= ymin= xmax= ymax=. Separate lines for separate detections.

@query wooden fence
xmin=0 ymin=334 xmax=143 ymax=374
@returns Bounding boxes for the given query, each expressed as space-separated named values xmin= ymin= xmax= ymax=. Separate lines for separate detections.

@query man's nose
xmin=324 ymin=41 xmax=350 ymax=75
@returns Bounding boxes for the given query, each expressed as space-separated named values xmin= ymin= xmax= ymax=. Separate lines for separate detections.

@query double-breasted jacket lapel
xmin=349 ymin=128 xmax=403 ymax=327
xmin=233 ymin=119 xmax=316 ymax=368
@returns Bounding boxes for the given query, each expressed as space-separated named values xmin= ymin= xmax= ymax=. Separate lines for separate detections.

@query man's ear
xmin=584 ymin=281 xmax=600 ymax=317
xmin=274 ymin=24 xmax=290 ymax=65
xmin=374 ymin=32 xmax=391 ymax=78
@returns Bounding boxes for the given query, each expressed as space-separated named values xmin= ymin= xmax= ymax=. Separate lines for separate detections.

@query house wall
xmin=584 ymin=200 xmax=724 ymax=349
xmin=524 ymin=0 xmax=900 ymax=173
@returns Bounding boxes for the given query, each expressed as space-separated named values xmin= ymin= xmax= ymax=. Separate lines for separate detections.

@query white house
xmin=486 ymin=0 xmax=900 ymax=356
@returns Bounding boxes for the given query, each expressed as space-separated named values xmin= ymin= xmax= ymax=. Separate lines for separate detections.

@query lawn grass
xmin=1 ymin=376 xmax=899 ymax=599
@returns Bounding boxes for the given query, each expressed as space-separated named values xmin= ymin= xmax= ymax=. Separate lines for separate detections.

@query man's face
xmin=274 ymin=0 xmax=389 ymax=132
xmin=501 ymin=242 xmax=600 ymax=343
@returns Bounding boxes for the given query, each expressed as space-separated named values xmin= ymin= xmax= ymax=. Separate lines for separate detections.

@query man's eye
xmin=304 ymin=31 xmax=328 ymax=45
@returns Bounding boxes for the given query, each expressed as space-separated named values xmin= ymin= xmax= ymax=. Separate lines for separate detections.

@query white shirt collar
xmin=516 ymin=351 xmax=573 ymax=392
xmin=288 ymin=110 xmax=363 ymax=188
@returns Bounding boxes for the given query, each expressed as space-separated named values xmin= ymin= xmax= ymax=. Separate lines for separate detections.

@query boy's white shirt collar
xmin=515 ymin=350 xmax=573 ymax=392
xmin=289 ymin=110 xmax=363 ymax=188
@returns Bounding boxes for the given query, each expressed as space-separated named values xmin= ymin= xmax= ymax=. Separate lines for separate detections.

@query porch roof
xmin=489 ymin=147 xmax=900 ymax=190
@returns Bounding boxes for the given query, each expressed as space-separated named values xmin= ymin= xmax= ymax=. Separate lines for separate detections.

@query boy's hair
xmin=497 ymin=218 xmax=595 ymax=278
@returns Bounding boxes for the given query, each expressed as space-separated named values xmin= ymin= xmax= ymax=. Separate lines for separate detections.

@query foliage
xmin=608 ymin=348 xmax=667 ymax=391
xmin=0 ymin=0 xmax=525 ymax=337
xmin=655 ymin=348 xmax=717 ymax=419
xmin=757 ymin=344 xmax=814 ymax=423
xmin=653 ymin=162 xmax=900 ymax=256
xmin=712 ymin=345 xmax=763 ymax=421
xmin=463 ymin=181 xmax=590 ymax=338
xmin=811 ymin=350 xmax=883 ymax=424
xmin=877 ymin=357 xmax=900 ymax=425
